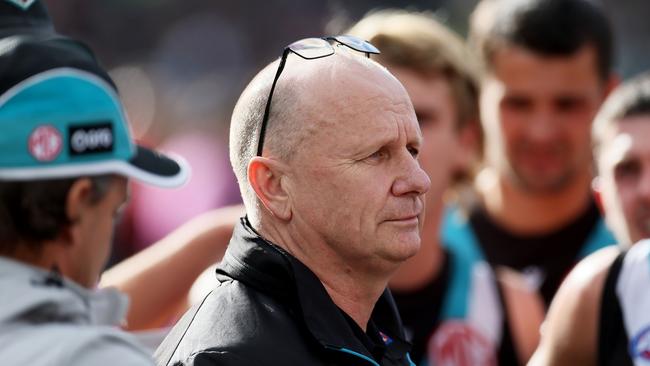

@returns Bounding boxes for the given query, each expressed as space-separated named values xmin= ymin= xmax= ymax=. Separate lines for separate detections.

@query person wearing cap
xmin=0 ymin=2 xmax=188 ymax=365
xmin=155 ymin=35 xmax=428 ymax=366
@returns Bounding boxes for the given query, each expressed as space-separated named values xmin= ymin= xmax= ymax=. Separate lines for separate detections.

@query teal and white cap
xmin=0 ymin=35 xmax=190 ymax=188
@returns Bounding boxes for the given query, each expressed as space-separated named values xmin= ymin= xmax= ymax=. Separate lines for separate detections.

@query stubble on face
xmin=481 ymin=45 xmax=604 ymax=195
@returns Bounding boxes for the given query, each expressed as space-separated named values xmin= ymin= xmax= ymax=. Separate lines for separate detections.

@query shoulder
xmin=159 ymin=279 xmax=318 ymax=366
xmin=616 ymin=240 xmax=650 ymax=292
xmin=620 ymin=239 xmax=650 ymax=268
xmin=529 ymin=246 xmax=622 ymax=366
xmin=553 ymin=245 xmax=622 ymax=311
xmin=0 ymin=322 xmax=153 ymax=366
xmin=68 ymin=329 xmax=155 ymax=366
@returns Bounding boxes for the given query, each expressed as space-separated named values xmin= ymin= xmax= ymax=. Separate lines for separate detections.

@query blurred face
xmin=73 ymin=177 xmax=128 ymax=287
xmin=389 ymin=66 xmax=467 ymax=221
xmin=597 ymin=116 xmax=650 ymax=245
xmin=480 ymin=45 xmax=606 ymax=193
xmin=287 ymin=66 xmax=431 ymax=273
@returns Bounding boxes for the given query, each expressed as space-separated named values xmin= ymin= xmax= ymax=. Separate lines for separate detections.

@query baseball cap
xmin=0 ymin=4 xmax=190 ymax=188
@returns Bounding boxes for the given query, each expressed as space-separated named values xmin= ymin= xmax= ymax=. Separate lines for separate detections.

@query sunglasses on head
xmin=255 ymin=35 xmax=380 ymax=156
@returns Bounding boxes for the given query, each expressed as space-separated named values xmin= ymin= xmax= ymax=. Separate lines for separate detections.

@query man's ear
xmin=62 ymin=178 xmax=93 ymax=245
xmin=248 ymin=157 xmax=292 ymax=221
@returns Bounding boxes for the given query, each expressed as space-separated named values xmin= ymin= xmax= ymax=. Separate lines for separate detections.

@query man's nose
xmin=526 ymin=109 xmax=561 ymax=143
xmin=392 ymin=153 xmax=431 ymax=196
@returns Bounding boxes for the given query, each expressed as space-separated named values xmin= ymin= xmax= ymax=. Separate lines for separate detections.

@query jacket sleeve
xmin=64 ymin=331 xmax=156 ymax=366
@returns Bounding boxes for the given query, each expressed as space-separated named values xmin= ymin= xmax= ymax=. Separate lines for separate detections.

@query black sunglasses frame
xmin=255 ymin=35 xmax=380 ymax=156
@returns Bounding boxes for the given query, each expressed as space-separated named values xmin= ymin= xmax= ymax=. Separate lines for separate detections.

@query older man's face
xmin=598 ymin=116 xmax=650 ymax=245
xmin=286 ymin=62 xmax=430 ymax=273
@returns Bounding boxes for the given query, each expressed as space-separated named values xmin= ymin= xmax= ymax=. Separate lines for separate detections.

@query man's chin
xmin=511 ymin=170 xmax=574 ymax=194
xmin=388 ymin=237 xmax=421 ymax=262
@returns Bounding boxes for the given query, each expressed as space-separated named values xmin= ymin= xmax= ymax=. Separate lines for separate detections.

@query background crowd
xmin=40 ymin=0 xmax=650 ymax=266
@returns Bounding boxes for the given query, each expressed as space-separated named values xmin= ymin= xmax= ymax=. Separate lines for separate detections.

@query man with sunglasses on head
xmin=155 ymin=36 xmax=429 ymax=366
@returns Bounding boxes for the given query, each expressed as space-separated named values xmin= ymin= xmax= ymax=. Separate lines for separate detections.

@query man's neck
xmin=9 ymin=240 xmax=60 ymax=271
xmin=258 ymin=219 xmax=391 ymax=332
xmin=319 ymin=273 xmax=387 ymax=332
xmin=478 ymin=169 xmax=593 ymax=235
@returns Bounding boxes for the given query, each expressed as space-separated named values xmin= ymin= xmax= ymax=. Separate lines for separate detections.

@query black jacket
xmin=154 ymin=218 xmax=414 ymax=366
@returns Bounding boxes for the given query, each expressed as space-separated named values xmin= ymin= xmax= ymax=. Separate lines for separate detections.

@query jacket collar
xmin=217 ymin=218 xmax=411 ymax=361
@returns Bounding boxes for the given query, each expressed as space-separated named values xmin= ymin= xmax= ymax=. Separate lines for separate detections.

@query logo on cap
xmin=69 ymin=123 xmax=114 ymax=156
xmin=28 ymin=125 xmax=63 ymax=162
xmin=4 ymin=0 xmax=36 ymax=10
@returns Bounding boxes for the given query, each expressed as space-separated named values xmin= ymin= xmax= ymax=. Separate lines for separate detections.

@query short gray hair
xmin=229 ymin=60 xmax=302 ymax=226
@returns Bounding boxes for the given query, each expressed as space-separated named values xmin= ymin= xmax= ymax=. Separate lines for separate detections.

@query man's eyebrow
xmin=350 ymin=131 xmax=396 ymax=154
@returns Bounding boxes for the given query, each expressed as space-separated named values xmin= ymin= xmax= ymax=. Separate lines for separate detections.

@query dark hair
xmin=470 ymin=0 xmax=613 ymax=81
xmin=593 ymin=72 xmax=650 ymax=154
xmin=0 ymin=175 xmax=114 ymax=255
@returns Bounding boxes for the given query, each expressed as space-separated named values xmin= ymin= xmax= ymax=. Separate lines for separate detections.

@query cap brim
xmin=124 ymin=145 xmax=190 ymax=188
xmin=0 ymin=146 xmax=190 ymax=187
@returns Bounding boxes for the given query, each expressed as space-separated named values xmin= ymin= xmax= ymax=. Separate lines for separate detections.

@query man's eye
xmin=416 ymin=112 xmax=438 ymax=128
xmin=614 ymin=160 xmax=640 ymax=181
xmin=503 ymin=96 xmax=532 ymax=111
xmin=408 ymin=147 xmax=419 ymax=158
xmin=368 ymin=149 xmax=388 ymax=161
xmin=555 ymin=96 xmax=585 ymax=112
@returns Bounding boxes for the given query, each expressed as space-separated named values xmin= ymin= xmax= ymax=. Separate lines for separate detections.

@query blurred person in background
xmin=443 ymin=0 xmax=618 ymax=307
xmin=348 ymin=9 xmax=543 ymax=366
xmin=0 ymin=1 xmax=188 ymax=364
xmin=530 ymin=72 xmax=650 ymax=366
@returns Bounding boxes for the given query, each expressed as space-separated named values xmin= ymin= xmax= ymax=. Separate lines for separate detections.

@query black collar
xmin=217 ymin=217 xmax=411 ymax=362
